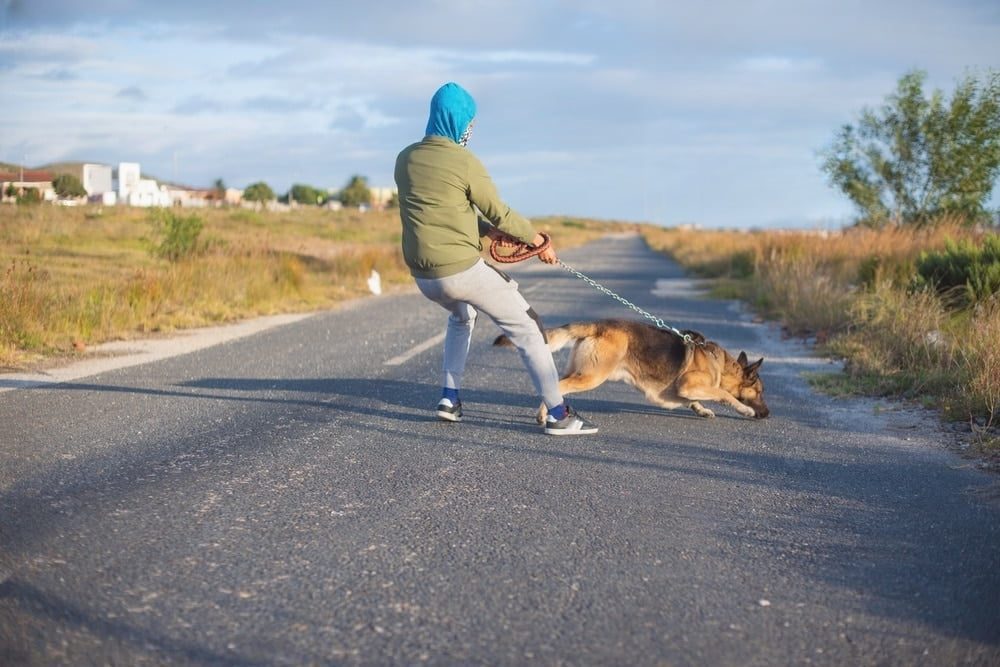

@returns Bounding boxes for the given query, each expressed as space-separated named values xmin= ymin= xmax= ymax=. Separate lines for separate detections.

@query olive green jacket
xmin=395 ymin=135 xmax=537 ymax=279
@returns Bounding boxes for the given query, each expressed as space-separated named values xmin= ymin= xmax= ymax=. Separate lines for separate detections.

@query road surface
xmin=2 ymin=234 xmax=998 ymax=665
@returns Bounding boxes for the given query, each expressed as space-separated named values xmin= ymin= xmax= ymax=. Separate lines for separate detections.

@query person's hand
xmin=487 ymin=228 xmax=518 ymax=246
xmin=533 ymin=233 xmax=558 ymax=264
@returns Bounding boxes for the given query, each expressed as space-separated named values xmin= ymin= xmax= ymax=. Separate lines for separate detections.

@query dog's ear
xmin=737 ymin=351 xmax=749 ymax=366
xmin=745 ymin=357 xmax=764 ymax=377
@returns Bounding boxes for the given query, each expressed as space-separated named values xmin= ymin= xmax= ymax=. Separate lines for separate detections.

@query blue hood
xmin=425 ymin=82 xmax=476 ymax=144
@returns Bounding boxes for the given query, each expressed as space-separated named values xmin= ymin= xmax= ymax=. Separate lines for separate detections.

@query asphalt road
xmin=2 ymin=234 xmax=998 ymax=666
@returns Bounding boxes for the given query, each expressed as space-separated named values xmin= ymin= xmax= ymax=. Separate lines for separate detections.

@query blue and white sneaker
xmin=544 ymin=405 xmax=598 ymax=435
xmin=436 ymin=398 xmax=463 ymax=422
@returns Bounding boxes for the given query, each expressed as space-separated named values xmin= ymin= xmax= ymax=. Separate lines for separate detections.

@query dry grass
xmin=0 ymin=204 xmax=618 ymax=369
xmin=641 ymin=220 xmax=999 ymax=432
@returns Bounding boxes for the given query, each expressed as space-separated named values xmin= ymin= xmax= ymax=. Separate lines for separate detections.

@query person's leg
xmin=440 ymin=262 xmax=563 ymax=409
xmin=441 ymin=302 xmax=477 ymax=393
xmin=451 ymin=263 xmax=596 ymax=434
xmin=418 ymin=260 xmax=597 ymax=434
xmin=415 ymin=276 xmax=476 ymax=421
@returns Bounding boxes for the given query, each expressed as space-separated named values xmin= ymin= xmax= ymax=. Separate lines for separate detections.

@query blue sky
xmin=2 ymin=1 xmax=998 ymax=228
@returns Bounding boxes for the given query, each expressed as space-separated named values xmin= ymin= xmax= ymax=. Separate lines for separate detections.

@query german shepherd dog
xmin=494 ymin=319 xmax=769 ymax=421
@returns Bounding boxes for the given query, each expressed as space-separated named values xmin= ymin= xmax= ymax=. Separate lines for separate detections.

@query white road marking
xmin=384 ymin=332 xmax=446 ymax=366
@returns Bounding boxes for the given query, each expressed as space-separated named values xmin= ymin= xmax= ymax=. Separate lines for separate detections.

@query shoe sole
xmin=437 ymin=410 xmax=462 ymax=422
xmin=544 ymin=426 xmax=598 ymax=435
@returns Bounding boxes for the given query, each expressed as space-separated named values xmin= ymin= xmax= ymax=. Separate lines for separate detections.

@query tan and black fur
xmin=494 ymin=319 xmax=769 ymax=421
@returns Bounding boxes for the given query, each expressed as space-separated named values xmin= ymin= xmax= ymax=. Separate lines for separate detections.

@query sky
xmin=1 ymin=1 xmax=998 ymax=228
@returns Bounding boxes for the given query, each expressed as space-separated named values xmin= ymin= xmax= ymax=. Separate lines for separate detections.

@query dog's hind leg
xmin=536 ymin=341 xmax=621 ymax=423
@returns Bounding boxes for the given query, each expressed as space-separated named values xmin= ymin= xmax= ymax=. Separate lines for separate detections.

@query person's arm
xmin=468 ymin=155 xmax=558 ymax=263
xmin=467 ymin=155 xmax=536 ymax=244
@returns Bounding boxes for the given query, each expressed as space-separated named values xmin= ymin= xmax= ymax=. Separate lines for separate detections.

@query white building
xmin=117 ymin=162 xmax=141 ymax=201
xmin=128 ymin=178 xmax=172 ymax=207
xmin=115 ymin=161 xmax=171 ymax=207
xmin=81 ymin=163 xmax=113 ymax=196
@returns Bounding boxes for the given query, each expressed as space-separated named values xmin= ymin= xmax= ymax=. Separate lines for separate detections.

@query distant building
xmin=224 ymin=188 xmax=243 ymax=206
xmin=114 ymin=162 xmax=171 ymax=207
xmin=0 ymin=169 xmax=55 ymax=202
xmin=116 ymin=162 xmax=141 ymax=202
xmin=370 ymin=186 xmax=397 ymax=209
xmin=81 ymin=163 xmax=113 ymax=196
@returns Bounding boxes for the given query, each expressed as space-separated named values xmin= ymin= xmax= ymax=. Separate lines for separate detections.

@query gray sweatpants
xmin=414 ymin=259 xmax=563 ymax=409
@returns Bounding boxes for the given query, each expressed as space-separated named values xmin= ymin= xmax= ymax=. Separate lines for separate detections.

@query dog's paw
xmin=690 ymin=403 xmax=715 ymax=418
xmin=738 ymin=404 xmax=756 ymax=418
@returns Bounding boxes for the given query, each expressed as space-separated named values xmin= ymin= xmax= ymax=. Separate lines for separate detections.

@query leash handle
xmin=489 ymin=232 xmax=552 ymax=263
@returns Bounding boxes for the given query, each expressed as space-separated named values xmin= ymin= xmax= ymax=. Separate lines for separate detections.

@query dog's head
xmin=735 ymin=351 xmax=769 ymax=419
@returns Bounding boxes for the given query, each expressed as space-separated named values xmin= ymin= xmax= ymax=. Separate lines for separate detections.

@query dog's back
xmin=495 ymin=318 xmax=691 ymax=384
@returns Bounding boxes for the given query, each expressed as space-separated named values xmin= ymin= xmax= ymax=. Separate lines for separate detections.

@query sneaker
xmin=436 ymin=398 xmax=463 ymax=422
xmin=544 ymin=405 xmax=598 ymax=435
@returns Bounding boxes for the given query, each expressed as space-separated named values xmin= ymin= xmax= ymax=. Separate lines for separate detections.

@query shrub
xmin=912 ymin=234 xmax=1000 ymax=308
xmin=150 ymin=209 xmax=204 ymax=262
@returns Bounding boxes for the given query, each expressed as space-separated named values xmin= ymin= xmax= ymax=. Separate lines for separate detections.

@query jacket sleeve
xmin=466 ymin=153 xmax=536 ymax=244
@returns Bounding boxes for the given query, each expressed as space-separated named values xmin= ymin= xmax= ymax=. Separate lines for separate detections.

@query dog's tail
xmin=493 ymin=321 xmax=599 ymax=352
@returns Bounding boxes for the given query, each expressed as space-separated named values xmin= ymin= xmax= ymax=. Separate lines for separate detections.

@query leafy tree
xmin=243 ymin=181 xmax=275 ymax=203
xmin=52 ymin=173 xmax=87 ymax=198
xmin=213 ymin=178 xmax=227 ymax=203
xmin=288 ymin=183 xmax=326 ymax=206
xmin=338 ymin=174 xmax=372 ymax=208
xmin=821 ymin=69 xmax=1000 ymax=227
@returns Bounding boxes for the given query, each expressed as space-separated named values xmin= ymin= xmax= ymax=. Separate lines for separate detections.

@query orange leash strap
xmin=489 ymin=232 xmax=552 ymax=263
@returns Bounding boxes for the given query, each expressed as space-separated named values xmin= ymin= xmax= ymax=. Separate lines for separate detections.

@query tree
xmin=288 ymin=183 xmax=326 ymax=206
xmin=52 ymin=173 xmax=87 ymax=199
xmin=338 ymin=174 xmax=372 ymax=208
xmin=821 ymin=69 xmax=1000 ymax=227
xmin=243 ymin=181 xmax=275 ymax=203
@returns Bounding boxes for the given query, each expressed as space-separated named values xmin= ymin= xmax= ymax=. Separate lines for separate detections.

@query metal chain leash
xmin=555 ymin=259 xmax=701 ymax=346
xmin=489 ymin=234 xmax=703 ymax=347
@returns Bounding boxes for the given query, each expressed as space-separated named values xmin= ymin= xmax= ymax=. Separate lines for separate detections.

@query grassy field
xmin=641 ymin=221 xmax=1000 ymax=454
xmin=0 ymin=204 xmax=621 ymax=369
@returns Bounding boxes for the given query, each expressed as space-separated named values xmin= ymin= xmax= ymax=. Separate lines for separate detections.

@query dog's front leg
xmin=536 ymin=402 xmax=549 ymax=424
xmin=688 ymin=401 xmax=715 ymax=418
xmin=677 ymin=376 xmax=756 ymax=418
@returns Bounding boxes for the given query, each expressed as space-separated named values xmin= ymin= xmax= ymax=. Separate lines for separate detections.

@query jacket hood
xmin=425 ymin=82 xmax=476 ymax=144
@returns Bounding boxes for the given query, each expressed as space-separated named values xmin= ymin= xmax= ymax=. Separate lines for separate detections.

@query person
xmin=394 ymin=82 xmax=598 ymax=435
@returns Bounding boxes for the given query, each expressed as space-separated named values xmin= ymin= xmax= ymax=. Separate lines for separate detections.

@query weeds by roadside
xmin=642 ymin=220 xmax=1000 ymax=458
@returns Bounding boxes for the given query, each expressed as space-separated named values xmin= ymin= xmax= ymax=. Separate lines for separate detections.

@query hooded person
xmin=394 ymin=82 xmax=599 ymax=435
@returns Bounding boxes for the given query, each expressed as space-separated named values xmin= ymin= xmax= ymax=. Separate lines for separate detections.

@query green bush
xmin=912 ymin=234 xmax=1000 ymax=307
xmin=858 ymin=254 xmax=915 ymax=290
xmin=150 ymin=210 xmax=204 ymax=262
